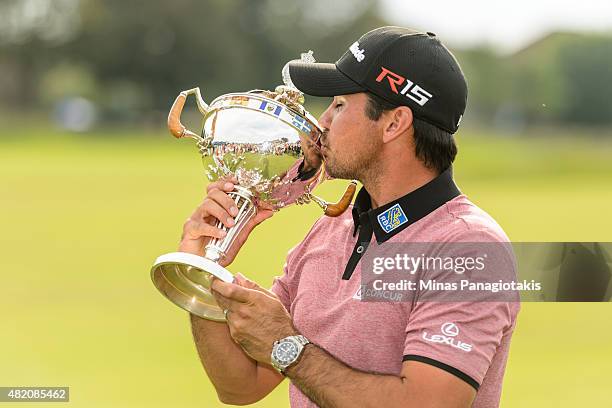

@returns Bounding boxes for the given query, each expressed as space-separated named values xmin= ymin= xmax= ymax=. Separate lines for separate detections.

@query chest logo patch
xmin=377 ymin=203 xmax=408 ymax=233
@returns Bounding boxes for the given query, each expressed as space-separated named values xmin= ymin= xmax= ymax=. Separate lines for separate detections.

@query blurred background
xmin=1 ymin=0 xmax=611 ymax=407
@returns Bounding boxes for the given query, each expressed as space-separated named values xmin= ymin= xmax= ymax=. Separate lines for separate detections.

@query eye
xmin=334 ymin=102 xmax=344 ymax=110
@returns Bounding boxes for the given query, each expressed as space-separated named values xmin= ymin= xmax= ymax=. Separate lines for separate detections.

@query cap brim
xmin=288 ymin=62 xmax=365 ymax=97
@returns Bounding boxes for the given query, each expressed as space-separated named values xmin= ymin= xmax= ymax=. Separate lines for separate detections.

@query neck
xmin=361 ymin=158 xmax=438 ymax=210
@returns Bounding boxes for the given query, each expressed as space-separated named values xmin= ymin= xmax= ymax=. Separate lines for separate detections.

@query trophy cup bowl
xmin=151 ymin=76 xmax=356 ymax=321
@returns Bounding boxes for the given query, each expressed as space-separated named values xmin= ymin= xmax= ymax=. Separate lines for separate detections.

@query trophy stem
xmin=205 ymin=185 xmax=257 ymax=263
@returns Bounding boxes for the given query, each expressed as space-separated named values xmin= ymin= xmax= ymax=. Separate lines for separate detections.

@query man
xmin=181 ymin=27 xmax=519 ymax=407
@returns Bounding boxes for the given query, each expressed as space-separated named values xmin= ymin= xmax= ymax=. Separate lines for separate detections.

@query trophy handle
xmin=305 ymin=166 xmax=358 ymax=217
xmin=168 ymin=87 xmax=209 ymax=141
xmin=324 ymin=181 xmax=357 ymax=217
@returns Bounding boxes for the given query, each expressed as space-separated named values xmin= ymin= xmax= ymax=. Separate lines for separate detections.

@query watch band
xmin=293 ymin=334 xmax=310 ymax=347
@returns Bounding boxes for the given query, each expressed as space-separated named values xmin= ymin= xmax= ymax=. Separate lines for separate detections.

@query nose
xmin=318 ymin=101 xmax=334 ymax=130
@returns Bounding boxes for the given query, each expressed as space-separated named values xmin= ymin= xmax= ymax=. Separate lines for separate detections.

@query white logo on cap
xmin=349 ymin=41 xmax=365 ymax=62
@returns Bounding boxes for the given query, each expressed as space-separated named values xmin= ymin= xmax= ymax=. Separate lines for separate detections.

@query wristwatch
xmin=270 ymin=334 xmax=310 ymax=373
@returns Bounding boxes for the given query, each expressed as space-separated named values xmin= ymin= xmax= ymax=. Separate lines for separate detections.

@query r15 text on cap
xmin=376 ymin=66 xmax=433 ymax=106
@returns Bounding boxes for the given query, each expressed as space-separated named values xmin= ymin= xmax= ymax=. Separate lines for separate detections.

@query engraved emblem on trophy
xmin=151 ymin=52 xmax=357 ymax=321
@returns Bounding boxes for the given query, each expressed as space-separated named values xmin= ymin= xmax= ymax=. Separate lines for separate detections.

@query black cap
xmin=288 ymin=26 xmax=468 ymax=134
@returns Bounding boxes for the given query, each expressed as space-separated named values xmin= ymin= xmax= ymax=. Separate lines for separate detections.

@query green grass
xmin=1 ymin=126 xmax=611 ymax=407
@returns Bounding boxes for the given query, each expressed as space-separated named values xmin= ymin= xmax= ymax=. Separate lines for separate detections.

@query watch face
xmin=274 ymin=340 xmax=299 ymax=365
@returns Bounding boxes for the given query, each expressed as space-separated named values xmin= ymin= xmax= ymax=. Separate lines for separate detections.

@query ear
xmin=381 ymin=106 xmax=413 ymax=144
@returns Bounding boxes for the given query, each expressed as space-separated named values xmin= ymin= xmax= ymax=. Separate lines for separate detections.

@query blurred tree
xmin=2 ymin=1 xmax=611 ymax=129
xmin=455 ymin=47 xmax=512 ymax=123
xmin=557 ymin=37 xmax=612 ymax=125
xmin=510 ymin=33 xmax=576 ymax=125
xmin=456 ymin=32 xmax=612 ymax=129
xmin=507 ymin=32 xmax=612 ymax=127
xmin=0 ymin=0 xmax=81 ymax=107
xmin=0 ymin=0 xmax=387 ymax=117
xmin=0 ymin=0 xmax=81 ymax=44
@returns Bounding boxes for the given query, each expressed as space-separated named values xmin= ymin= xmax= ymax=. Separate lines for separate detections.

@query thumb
xmin=236 ymin=209 xmax=274 ymax=242
xmin=252 ymin=209 xmax=274 ymax=225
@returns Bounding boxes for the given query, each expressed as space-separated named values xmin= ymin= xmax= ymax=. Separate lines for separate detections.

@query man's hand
xmin=189 ymin=271 xmax=286 ymax=404
xmin=211 ymin=274 xmax=297 ymax=363
xmin=179 ymin=176 xmax=273 ymax=266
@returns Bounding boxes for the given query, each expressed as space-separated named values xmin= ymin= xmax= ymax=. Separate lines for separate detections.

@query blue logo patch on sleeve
xmin=377 ymin=203 xmax=408 ymax=233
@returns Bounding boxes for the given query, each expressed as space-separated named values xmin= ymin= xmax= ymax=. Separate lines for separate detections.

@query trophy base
xmin=151 ymin=252 xmax=234 ymax=321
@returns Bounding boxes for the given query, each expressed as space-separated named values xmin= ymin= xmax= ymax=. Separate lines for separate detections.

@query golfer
xmin=180 ymin=26 xmax=519 ymax=408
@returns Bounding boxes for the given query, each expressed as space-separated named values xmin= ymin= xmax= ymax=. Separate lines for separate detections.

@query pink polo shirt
xmin=272 ymin=171 xmax=519 ymax=408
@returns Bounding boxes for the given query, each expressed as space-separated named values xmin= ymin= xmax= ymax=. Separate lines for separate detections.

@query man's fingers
xmin=206 ymin=177 xmax=238 ymax=194
xmin=234 ymin=273 xmax=279 ymax=299
xmin=208 ymin=189 xmax=239 ymax=217
xmin=212 ymin=289 xmax=233 ymax=311
xmin=234 ymin=273 xmax=258 ymax=289
xmin=182 ymin=219 xmax=227 ymax=240
xmin=199 ymin=197 xmax=235 ymax=228
xmin=211 ymin=279 xmax=252 ymax=303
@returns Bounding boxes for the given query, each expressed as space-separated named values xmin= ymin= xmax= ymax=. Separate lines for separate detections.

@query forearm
xmin=190 ymin=314 xmax=279 ymax=403
xmin=285 ymin=345 xmax=408 ymax=408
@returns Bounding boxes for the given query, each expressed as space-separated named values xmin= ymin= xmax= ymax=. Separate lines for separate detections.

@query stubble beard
xmin=323 ymin=143 xmax=381 ymax=183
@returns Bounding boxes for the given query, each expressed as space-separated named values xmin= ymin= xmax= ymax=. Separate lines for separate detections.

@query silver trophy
xmin=151 ymin=53 xmax=356 ymax=321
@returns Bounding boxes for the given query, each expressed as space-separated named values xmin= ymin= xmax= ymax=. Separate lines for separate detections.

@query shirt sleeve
xmin=402 ymin=230 xmax=520 ymax=390
xmin=270 ymin=260 xmax=293 ymax=312
xmin=403 ymin=300 xmax=518 ymax=390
